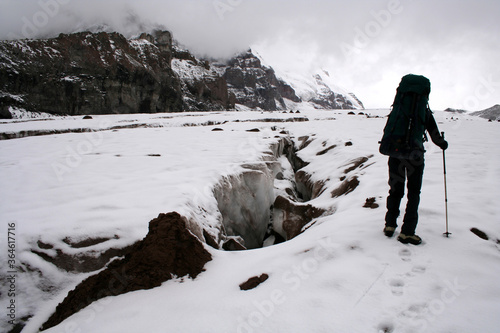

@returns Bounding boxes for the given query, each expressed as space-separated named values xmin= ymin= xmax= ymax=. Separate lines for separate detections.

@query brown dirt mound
xmin=363 ymin=197 xmax=380 ymax=209
xmin=41 ymin=212 xmax=212 ymax=331
xmin=470 ymin=227 xmax=489 ymax=240
xmin=239 ymin=274 xmax=269 ymax=291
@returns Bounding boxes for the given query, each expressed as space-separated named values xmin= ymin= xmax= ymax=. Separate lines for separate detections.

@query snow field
xmin=1 ymin=109 xmax=499 ymax=333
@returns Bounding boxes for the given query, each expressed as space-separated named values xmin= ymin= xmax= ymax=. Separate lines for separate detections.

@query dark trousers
xmin=385 ymin=156 xmax=425 ymax=235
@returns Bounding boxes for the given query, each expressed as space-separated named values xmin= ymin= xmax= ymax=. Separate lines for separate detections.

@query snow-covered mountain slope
xmin=1 ymin=108 xmax=499 ymax=333
xmin=252 ymin=49 xmax=364 ymax=110
xmin=470 ymin=104 xmax=500 ymax=121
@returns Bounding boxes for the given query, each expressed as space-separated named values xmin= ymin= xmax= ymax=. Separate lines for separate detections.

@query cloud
xmin=0 ymin=0 xmax=499 ymax=109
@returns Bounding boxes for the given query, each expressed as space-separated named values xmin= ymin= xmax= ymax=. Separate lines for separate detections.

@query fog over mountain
xmin=0 ymin=0 xmax=499 ymax=110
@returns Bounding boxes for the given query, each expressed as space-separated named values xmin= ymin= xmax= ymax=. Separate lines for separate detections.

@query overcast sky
xmin=1 ymin=0 xmax=499 ymax=110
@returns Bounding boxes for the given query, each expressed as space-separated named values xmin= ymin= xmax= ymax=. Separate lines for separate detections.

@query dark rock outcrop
xmin=470 ymin=227 xmax=489 ymax=241
xmin=1 ymin=31 xmax=364 ymax=115
xmin=221 ymin=49 xmax=301 ymax=110
xmin=363 ymin=197 xmax=379 ymax=209
xmin=274 ymin=195 xmax=325 ymax=240
xmin=0 ymin=104 xmax=12 ymax=119
xmin=444 ymin=107 xmax=467 ymax=114
xmin=41 ymin=212 xmax=212 ymax=331
xmin=32 ymin=239 xmax=137 ymax=273
xmin=470 ymin=104 xmax=500 ymax=121
xmin=309 ymin=74 xmax=358 ymax=110
xmin=171 ymin=45 xmax=235 ymax=111
xmin=295 ymin=170 xmax=326 ymax=201
xmin=0 ymin=31 xmax=185 ymax=115
xmin=331 ymin=176 xmax=360 ymax=198
xmin=239 ymin=274 xmax=269 ymax=291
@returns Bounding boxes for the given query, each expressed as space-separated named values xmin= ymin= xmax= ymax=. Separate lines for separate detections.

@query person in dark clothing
xmin=383 ymin=108 xmax=448 ymax=245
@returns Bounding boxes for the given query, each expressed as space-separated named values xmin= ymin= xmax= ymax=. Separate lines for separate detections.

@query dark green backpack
xmin=379 ymin=74 xmax=430 ymax=159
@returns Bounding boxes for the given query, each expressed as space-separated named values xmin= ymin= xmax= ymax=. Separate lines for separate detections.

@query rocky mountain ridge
xmin=0 ymin=30 xmax=363 ymax=118
xmin=470 ymin=104 xmax=500 ymax=121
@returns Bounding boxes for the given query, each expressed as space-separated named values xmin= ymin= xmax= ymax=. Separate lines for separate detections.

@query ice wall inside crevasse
xmin=212 ymin=135 xmax=325 ymax=249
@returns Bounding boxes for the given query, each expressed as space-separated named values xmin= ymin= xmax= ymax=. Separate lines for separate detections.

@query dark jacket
xmin=425 ymin=109 xmax=448 ymax=150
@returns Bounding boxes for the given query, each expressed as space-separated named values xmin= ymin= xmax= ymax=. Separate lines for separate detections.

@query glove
xmin=439 ymin=140 xmax=448 ymax=150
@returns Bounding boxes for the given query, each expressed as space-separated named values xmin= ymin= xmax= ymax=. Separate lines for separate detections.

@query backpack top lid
xmin=397 ymin=74 xmax=431 ymax=96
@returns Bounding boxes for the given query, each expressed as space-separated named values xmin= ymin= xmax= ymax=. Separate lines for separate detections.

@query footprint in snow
xmin=404 ymin=264 xmax=428 ymax=278
xmin=399 ymin=248 xmax=412 ymax=261
xmin=388 ymin=278 xmax=405 ymax=296
xmin=411 ymin=265 xmax=426 ymax=274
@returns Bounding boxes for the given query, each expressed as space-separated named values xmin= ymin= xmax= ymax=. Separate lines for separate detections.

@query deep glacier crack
xmin=212 ymin=135 xmax=325 ymax=250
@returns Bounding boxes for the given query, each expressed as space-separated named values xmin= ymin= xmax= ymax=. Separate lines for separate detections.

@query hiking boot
xmin=383 ymin=226 xmax=396 ymax=237
xmin=397 ymin=233 xmax=422 ymax=245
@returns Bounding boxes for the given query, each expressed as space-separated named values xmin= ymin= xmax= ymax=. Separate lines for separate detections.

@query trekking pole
xmin=442 ymin=132 xmax=451 ymax=237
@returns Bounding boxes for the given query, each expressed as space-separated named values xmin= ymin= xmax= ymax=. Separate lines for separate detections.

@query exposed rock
xmin=363 ymin=197 xmax=379 ymax=209
xmin=239 ymin=274 xmax=269 ymax=291
xmin=40 ymin=212 xmax=212 ymax=331
xmin=31 ymin=246 xmax=133 ymax=274
xmin=203 ymin=229 xmax=220 ymax=249
xmin=222 ymin=237 xmax=247 ymax=251
xmin=331 ymin=176 xmax=360 ymax=198
xmin=273 ymin=195 xmax=325 ymax=240
xmin=171 ymin=45 xmax=235 ymax=111
xmin=297 ymin=136 xmax=314 ymax=150
xmin=470 ymin=227 xmax=489 ymax=240
xmin=279 ymin=84 xmax=302 ymax=103
xmin=62 ymin=236 xmax=114 ymax=248
xmin=263 ymin=227 xmax=286 ymax=246
xmin=317 ymin=144 xmax=337 ymax=156
xmin=0 ymin=31 xmax=185 ymax=115
xmin=470 ymin=104 xmax=500 ymax=121
xmin=444 ymin=108 xmax=467 ymax=114
xmin=308 ymin=74 xmax=358 ymax=110
xmin=0 ymin=104 xmax=12 ymax=119
xmin=32 ymin=237 xmax=136 ymax=273
xmin=221 ymin=49 xmax=300 ymax=110
xmin=343 ymin=156 xmax=370 ymax=174
xmin=295 ymin=170 xmax=325 ymax=201
xmin=1 ymin=32 xmax=364 ymax=114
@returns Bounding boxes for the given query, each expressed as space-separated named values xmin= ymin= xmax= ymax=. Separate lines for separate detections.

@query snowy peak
xmin=309 ymin=73 xmax=353 ymax=109
xmin=253 ymin=51 xmax=364 ymax=111
xmin=290 ymin=71 xmax=363 ymax=110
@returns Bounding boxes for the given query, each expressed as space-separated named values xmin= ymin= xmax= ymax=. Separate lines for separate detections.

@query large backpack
xmin=379 ymin=74 xmax=430 ymax=159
